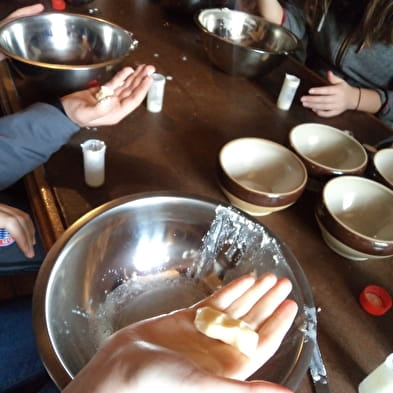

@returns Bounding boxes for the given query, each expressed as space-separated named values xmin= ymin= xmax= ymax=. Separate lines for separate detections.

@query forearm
xmin=257 ymin=0 xmax=284 ymax=24
xmin=0 ymin=103 xmax=79 ymax=190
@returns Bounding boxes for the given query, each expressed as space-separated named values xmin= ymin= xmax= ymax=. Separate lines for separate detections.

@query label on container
xmin=0 ymin=228 xmax=15 ymax=247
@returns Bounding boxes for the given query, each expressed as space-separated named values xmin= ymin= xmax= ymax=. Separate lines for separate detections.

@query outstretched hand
xmin=300 ymin=70 xmax=359 ymax=117
xmin=61 ymin=64 xmax=156 ymax=127
xmin=0 ymin=203 xmax=35 ymax=258
xmin=64 ymin=273 xmax=298 ymax=393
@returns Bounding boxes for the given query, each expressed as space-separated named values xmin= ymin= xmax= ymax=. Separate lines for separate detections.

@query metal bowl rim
xmin=194 ymin=8 xmax=300 ymax=55
xmin=33 ymin=191 xmax=315 ymax=389
xmin=0 ymin=11 xmax=135 ymax=69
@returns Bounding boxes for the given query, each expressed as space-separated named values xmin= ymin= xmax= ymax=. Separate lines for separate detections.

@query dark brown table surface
xmin=0 ymin=0 xmax=392 ymax=392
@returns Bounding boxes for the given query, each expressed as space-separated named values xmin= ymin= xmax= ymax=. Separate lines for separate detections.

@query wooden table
xmin=0 ymin=0 xmax=392 ymax=392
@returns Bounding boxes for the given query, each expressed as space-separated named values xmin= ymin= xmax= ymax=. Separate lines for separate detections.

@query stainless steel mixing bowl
xmin=0 ymin=12 xmax=138 ymax=95
xmin=195 ymin=8 xmax=300 ymax=77
xmin=33 ymin=192 xmax=316 ymax=389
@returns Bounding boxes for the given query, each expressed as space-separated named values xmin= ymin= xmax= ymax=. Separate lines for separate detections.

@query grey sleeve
xmin=376 ymin=89 xmax=393 ymax=128
xmin=280 ymin=0 xmax=308 ymax=62
xmin=0 ymin=102 xmax=80 ymax=190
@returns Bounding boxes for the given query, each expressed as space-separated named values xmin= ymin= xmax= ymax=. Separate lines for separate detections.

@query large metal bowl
xmin=33 ymin=193 xmax=316 ymax=390
xmin=195 ymin=8 xmax=300 ymax=77
xmin=0 ymin=12 xmax=138 ymax=95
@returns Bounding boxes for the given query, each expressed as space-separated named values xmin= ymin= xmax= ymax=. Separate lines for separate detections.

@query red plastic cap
xmin=52 ymin=0 xmax=66 ymax=10
xmin=359 ymin=285 xmax=392 ymax=316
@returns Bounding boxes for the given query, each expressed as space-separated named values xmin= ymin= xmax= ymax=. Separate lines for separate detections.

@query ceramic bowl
xmin=33 ymin=192 xmax=315 ymax=390
xmin=372 ymin=148 xmax=393 ymax=189
xmin=195 ymin=8 xmax=300 ymax=77
xmin=217 ymin=138 xmax=308 ymax=215
xmin=315 ymin=176 xmax=393 ymax=260
xmin=289 ymin=123 xmax=368 ymax=178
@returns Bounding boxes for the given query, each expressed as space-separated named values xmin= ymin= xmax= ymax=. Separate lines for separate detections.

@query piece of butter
xmin=194 ymin=306 xmax=259 ymax=357
xmin=95 ymin=85 xmax=114 ymax=101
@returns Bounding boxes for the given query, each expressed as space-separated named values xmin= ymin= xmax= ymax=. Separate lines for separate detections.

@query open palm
xmin=65 ymin=274 xmax=298 ymax=393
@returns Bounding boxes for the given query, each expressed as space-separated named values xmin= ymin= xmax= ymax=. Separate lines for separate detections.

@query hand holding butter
xmin=66 ymin=273 xmax=298 ymax=393
xmin=98 ymin=273 xmax=298 ymax=384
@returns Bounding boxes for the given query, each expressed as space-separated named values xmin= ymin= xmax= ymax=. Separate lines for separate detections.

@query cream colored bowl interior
xmin=374 ymin=148 xmax=393 ymax=186
xmin=324 ymin=176 xmax=393 ymax=241
xmin=221 ymin=138 xmax=306 ymax=194
xmin=290 ymin=123 xmax=367 ymax=171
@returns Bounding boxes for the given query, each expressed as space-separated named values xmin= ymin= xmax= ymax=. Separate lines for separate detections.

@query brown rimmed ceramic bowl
xmin=373 ymin=148 xmax=393 ymax=189
xmin=289 ymin=123 xmax=368 ymax=178
xmin=315 ymin=176 xmax=393 ymax=260
xmin=217 ymin=138 xmax=308 ymax=216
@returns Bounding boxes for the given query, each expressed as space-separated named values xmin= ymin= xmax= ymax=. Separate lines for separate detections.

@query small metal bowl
xmin=33 ymin=192 xmax=315 ymax=390
xmin=0 ymin=12 xmax=138 ymax=95
xmin=195 ymin=8 xmax=300 ymax=77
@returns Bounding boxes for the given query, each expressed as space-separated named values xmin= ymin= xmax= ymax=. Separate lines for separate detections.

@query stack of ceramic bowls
xmin=217 ymin=137 xmax=308 ymax=216
xmin=315 ymin=176 xmax=393 ymax=261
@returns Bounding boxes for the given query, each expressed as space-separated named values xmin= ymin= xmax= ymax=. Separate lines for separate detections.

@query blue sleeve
xmin=0 ymin=102 xmax=80 ymax=190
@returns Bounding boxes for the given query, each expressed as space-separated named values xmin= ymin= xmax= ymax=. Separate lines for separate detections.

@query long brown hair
xmin=303 ymin=0 xmax=393 ymax=46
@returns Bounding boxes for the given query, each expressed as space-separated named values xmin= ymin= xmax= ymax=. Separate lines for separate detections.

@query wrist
xmin=353 ymin=87 xmax=361 ymax=111
xmin=47 ymin=96 xmax=66 ymax=115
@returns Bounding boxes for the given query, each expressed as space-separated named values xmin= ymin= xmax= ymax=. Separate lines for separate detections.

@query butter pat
xmin=194 ymin=306 xmax=259 ymax=357
xmin=95 ymin=85 xmax=114 ymax=101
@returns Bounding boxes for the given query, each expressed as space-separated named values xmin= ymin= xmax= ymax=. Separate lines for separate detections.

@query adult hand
xmin=0 ymin=4 xmax=45 ymax=61
xmin=300 ymin=71 xmax=359 ymax=117
xmin=0 ymin=203 xmax=35 ymax=258
xmin=64 ymin=273 xmax=298 ymax=393
xmin=61 ymin=64 xmax=155 ymax=127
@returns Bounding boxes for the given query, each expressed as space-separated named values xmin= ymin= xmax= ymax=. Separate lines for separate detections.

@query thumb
xmin=199 ymin=373 xmax=293 ymax=393
xmin=327 ymin=70 xmax=343 ymax=85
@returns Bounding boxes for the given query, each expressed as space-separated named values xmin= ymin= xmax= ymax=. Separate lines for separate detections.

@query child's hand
xmin=301 ymin=71 xmax=359 ymax=117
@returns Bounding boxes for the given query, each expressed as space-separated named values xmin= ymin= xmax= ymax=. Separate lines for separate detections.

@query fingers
xmin=103 ymin=66 xmax=136 ymax=92
xmin=195 ymin=274 xmax=257 ymax=310
xmin=256 ymin=299 xmax=298 ymax=359
xmin=301 ymin=87 xmax=345 ymax=116
xmin=0 ymin=204 xmax=36 ymax=258
xmin=224 ymin=273 xmax=278 ymax=319
xmin=195 ymin=273 xmax=297 ymax=331
xmin=5 ymin=4 xmax=45 ymax=20
xmin=326 ymin=70 xmax=343 ymax=84
xmin=117 ymin=64 xmax=156 ymax=102
xmin=197 ymin=372 xmax=293 ymax=393
xmin=241 ymin=278 xmax=294 ymax=330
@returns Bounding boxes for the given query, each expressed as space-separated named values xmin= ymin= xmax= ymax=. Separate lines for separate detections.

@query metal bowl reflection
xmin=0 ymin=12 xmax=138 ymax=95
xmin=195 ymin=8 xmax=300 ymax=77
xmin=33 ymin=193 xmax=315 ymax=389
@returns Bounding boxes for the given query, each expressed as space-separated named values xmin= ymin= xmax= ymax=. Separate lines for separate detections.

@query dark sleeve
xmin=0 ymin=102 xmax=80 ymax=190
xmin=280 ymin=0 xmax=309 ymax=62
xmin=375 ymin=89 xmax=393 ymax=128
